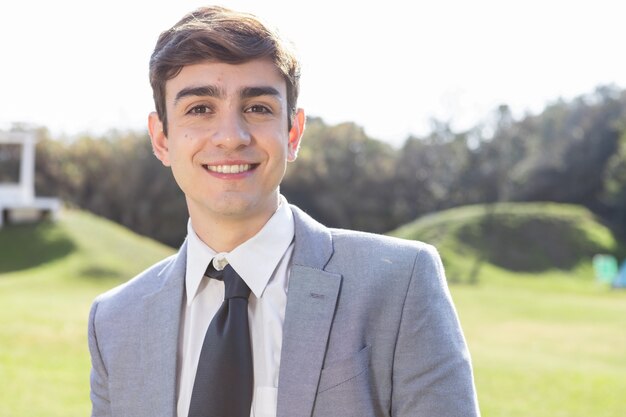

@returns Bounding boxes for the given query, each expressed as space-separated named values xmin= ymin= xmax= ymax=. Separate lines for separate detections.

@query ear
xmin=287 ymin=108 xmax=305 ymax=162
xmin=148 ymin=112 xmax=171 ymax=166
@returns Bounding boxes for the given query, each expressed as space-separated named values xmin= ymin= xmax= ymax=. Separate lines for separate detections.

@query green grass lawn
xmin=454 ymin=271 xmax=626 ymax=417
xmin=1 ymin=206 xmax=625 ymax=416
xmin=0 ymin=210 xmax=174 ymax=417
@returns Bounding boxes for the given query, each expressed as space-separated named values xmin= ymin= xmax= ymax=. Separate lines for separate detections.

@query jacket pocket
xmin=317 ymin=345 xmax=371 ymax=393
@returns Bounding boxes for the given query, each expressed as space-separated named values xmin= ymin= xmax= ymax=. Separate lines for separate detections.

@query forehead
xmin=165 ymin=59 xmax=287 ymax=103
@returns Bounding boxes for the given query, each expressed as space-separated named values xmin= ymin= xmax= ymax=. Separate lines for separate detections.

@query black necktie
xmin=188 ymin=263 xmax=253 ymax=417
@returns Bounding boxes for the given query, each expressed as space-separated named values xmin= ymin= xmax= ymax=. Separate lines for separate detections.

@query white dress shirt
xmin=176 ymin=199 xmax=295 ymax=417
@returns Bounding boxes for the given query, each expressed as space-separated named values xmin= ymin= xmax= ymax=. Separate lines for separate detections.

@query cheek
xmin=256 ymin=127 xmax=290 ymax=153
xmin=168 ymin=131 xmax=205 ymax=161
xmin=184 ymin=123 xmax=215 ymax=138
xmin=267 ymin=141 xmax=290 ymax=164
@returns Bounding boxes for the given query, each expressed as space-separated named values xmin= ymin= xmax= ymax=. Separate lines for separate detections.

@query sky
xmin=1 ymin=0 xmax=625 ymax=146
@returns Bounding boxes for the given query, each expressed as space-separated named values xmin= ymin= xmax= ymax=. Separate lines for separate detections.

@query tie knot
xmin=206 ymin=263 xmax=251 ymax=300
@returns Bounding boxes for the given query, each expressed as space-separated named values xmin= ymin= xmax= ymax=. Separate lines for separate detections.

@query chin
xmin=208 ymin=197 xmax=264 ymax=218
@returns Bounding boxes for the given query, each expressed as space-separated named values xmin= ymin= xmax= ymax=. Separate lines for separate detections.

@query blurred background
xmin=1 ymin=0 xmax=625 ymax=416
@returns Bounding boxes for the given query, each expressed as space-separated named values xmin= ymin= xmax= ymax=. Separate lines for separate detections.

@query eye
xmin=245 ymin=104 xmax=272 ymax=114
xmin=187 ymin=105 xmax=212 ymax=115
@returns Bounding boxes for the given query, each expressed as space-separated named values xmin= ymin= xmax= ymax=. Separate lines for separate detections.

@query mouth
xmin=202 ymin=163 xmax=258 ymax=174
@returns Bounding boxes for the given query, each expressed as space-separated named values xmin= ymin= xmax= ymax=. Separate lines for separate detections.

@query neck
xmin=188 ymin=198 xmax=280 ymax=253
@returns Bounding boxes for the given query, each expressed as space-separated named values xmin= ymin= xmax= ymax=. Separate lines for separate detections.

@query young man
xmin=88 ymin=6 xmax=480 ymax=417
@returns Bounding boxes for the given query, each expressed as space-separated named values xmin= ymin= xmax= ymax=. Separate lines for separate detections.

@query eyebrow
xmin=173 ymin=85 xmax=281 ymax=105
xmin=240 ymin=86 xmax=281 ymax=99
xmin=174 ymin=85 xmax=223 ymax=104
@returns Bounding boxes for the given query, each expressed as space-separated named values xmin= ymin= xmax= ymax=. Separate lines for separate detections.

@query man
xmin=88 ymin=5 xmax=480 ymax=417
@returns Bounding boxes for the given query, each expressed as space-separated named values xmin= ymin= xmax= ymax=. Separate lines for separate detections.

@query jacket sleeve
xmin=392 ymin=244 xmax=480 ymax=417
xmin=88 ymin=300 xmax=112 ymax=417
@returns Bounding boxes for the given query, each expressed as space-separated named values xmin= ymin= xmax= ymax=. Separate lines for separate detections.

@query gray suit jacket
xmin=88 ymin=205 xmax=480 ymax=417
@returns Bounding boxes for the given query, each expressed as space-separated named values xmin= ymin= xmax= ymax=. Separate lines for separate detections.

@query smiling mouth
xmin=202 ymin=163 xmax=257 ymax=174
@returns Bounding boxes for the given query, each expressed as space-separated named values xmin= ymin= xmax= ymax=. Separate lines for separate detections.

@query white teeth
xmin=206 ymin=164 xmax=251 ymax=174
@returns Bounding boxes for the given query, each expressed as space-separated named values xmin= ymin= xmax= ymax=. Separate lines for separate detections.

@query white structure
xmin=0 ymin=131 xmax=60 ymax=227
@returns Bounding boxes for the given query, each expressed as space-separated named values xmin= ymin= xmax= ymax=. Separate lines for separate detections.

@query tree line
xmin=26 ymin=85 xmax=626 ymax=247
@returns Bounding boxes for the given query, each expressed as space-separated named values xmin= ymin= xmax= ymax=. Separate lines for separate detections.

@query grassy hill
xmin=1 ymin=204 xmax=625 ymax=416
xmin=390 ymin=202 xmax=624 ymax=285
xmin=0 ymin=210 xmax=175 ymax=417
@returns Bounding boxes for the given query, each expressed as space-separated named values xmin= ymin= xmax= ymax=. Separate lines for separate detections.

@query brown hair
xmin=149 ymin=6 xmax=301 ymax=135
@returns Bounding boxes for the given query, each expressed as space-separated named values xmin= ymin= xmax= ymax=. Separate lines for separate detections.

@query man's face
xmin=149 ymin=59 xmax=304 ymax=225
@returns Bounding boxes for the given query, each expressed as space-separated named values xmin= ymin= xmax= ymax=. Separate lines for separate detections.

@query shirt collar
xmin=185 ymin=219 xmax=217 ymax=306
xmin=185 ymin=197 xmax=295 ymax=304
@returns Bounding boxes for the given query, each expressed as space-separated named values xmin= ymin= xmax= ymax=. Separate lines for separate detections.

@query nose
xmin=211 ymin=109 xmax=251 ymax=150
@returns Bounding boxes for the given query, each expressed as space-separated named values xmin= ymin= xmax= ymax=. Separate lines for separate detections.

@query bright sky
xmin=1 ymin=0 xmax=625 ymax=146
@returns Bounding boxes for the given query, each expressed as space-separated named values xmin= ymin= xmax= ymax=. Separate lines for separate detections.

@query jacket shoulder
xmin=326 ymin=227 xmax=443 ymax=282
xmin=330 ymin=227 xmax=436 ymax=257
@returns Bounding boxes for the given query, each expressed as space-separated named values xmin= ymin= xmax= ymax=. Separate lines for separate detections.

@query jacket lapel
xmin=277 ymin=206 xmax=341 ymax=417
xmin=140 ymin=241 xmax=187 ymax=416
